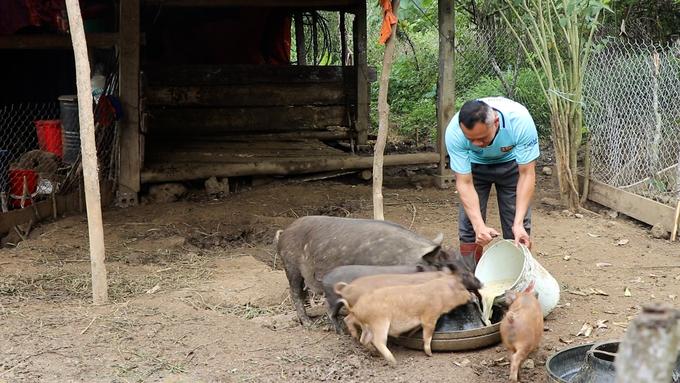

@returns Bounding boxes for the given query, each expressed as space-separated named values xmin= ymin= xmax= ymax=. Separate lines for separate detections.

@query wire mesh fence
xmin=453 ymin=24 xmax=552 ymax=138
xmin=0 ymin=96 xmax=119 ymax=213
xmin=583 ymin=39 xmax=680 ymax=207
xmin=454 ymin=20 xmax=680 ymax=208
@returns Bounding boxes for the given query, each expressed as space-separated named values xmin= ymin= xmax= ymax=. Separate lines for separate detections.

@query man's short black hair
xmin=459 ymin=99 xmax=493 ymax=129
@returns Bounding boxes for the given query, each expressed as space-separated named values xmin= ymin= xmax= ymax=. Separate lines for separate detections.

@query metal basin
xmin=546 ymin=341 xmax=680 ymax=383
xmin=389 ymin=302 xmax=505 ymax=351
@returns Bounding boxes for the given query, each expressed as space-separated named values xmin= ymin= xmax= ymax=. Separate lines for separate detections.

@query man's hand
xmin=475 ymin=226 xmax=500 ymax=246
xmin=512 ymin=224 xmax=531 ymax=248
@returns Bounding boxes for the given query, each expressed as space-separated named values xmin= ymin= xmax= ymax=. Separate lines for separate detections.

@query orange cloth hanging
xmin=379 ymin=0 xmax=398 ymax=44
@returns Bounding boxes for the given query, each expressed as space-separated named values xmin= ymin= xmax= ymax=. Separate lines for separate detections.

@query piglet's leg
xmin=344 ymin=314 xmax=361 ymax=340
xmin=421 ymin=320 xmax=437 ymax=357
xmin=359 ymin=325 xmax=373 ymax=348
xmin=371 ymin=322 xmax=397 ymax=366
xmin=509 ymin=351 xmax=527 ymax=382
xmin=328 ymin=300 xmax=344 ymax=334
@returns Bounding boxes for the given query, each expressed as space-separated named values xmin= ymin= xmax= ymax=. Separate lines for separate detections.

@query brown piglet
xmin=339 ymin=275 xmax=472 ymax=365
xmin=499 ymin=290 xmax=543 ymax=382
xmin=334 ymin=269 xmax=460 ymax=340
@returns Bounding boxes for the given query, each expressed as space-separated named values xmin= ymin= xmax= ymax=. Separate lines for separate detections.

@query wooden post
xmin=65 ymin=0 xmax=108 ymax=305
xmin=434 ymin=0 xmax=456 ymax=189
xmin=118 ymin=0 xmax=141 ymax=205
xmin=373 ymin=0 xmax=400 ymax=221
xmin=294 ymin=12 xmax=306 ymax=65
xmin=353 ymin=3 xmax=368 ymax=146
xmin=340 ymin=12 xmax=346 ymax=67
xmin=615 ymin=303 xmax=680 ymax=383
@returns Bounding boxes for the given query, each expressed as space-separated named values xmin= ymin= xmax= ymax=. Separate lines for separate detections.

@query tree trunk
xmin=65 ymin=0 xmax=108 ymax=304
xmin=615 ymin=303 xmax=680 ymax=383
xmin=373 ymin=0 xmax=400 ymax=220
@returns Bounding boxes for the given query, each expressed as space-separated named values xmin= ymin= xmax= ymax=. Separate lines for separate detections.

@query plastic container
xmin=91 ymin=75 xmax=106 ymax=103
xmin=59 ymin=95 xmax=81 ymax=164
xmin=475 ymin=240 xmax=561 ymax=318
xmin=8 ymin=169 xmax=39 ymax=207
xmin=34 ymin=120 xmax=63 ymax=158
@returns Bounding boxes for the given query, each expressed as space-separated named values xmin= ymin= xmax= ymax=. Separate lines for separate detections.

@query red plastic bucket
xmin=34 ymin=120 xmax=63 ymax=158
xmin=8 ymin=169 xmax=39 ymax=207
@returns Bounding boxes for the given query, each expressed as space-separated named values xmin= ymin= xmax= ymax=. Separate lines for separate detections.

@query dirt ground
xmin=1 ymin=143 xmax=679 ymax=383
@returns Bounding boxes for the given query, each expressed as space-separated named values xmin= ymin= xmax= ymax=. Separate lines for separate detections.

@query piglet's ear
xmin=504 ymin=290 xmax=517 ymax=305
xmin=531 ymin=291 xmax=539 ymax=299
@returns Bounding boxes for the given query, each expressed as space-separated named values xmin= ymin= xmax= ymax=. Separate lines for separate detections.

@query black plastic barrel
xmin=59 ymin=96 xmax=80 ymax=164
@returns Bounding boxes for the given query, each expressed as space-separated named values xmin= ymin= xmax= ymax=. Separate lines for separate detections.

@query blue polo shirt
xmin=445 ymin=97 xmax=540 ymax=174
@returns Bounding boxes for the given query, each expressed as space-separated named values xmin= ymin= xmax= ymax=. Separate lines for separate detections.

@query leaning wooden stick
xmin=23 ymin=176 xmax=40 ymax=223
xmin=670 ymin=199 xmax=680 ymax=242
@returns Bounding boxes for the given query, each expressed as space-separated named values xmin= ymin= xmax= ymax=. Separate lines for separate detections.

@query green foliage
xmin=602 ymin=0 xmax=680 ymax=42
xmin=366 ymin=4 xmax=440 ymax=137
xmin=454 ymin=68 xmax=553 ymax=140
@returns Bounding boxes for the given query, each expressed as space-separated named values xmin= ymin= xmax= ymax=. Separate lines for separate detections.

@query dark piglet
xmin=322 ymin=264 xmax=436 ymax=334
xmin=440 ymin=249 xmax=484 ymax=304
xmin=275 ymin=216 xmax=449 ymax=326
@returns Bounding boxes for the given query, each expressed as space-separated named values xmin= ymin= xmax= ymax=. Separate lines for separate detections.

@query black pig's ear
xmin=416 ymin=264 xmax=426 ymax=272
xmin=445 ymin=262 xmax=459 ymax=273
xmin=432 ymin=233 xmax=444 ymax=246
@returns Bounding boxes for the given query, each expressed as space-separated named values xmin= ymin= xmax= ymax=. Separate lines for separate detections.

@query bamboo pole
xmin=373 ymin=0 xmax=400 ymax=221
xmin=65 ymin=0 xmax=108 ymax=304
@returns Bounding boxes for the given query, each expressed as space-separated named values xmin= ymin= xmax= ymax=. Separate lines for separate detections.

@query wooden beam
xmin=145 ymin=83 xmax=356 ymax=107
xmin=149 ymin=130 xmax=353 ymax=141
xmin=141 ymin=0 xmax=361 ymax=7
xmin=294 ymin=12 xmax=306 ymax=65
xmin=147 ymin=106 xmax=349 ymax=133
xmin=143 ymin=65 xmax=373 ymax=85
xmin=435 ymin=0 xmax=456 ymax=188
xmin=141 ymin=152 xmax=440 ymax=183
xmin=0 ymin=33 xmax=124 ymax=49
xmin=354 ymin=3 xmax=369 ymax=145
xmin=119 ymin=0 xmax=141 ymax=195
xmin=585 ymin=177 xmax=676 ymax=232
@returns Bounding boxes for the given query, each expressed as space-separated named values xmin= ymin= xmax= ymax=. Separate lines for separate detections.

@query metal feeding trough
xmin=389 ymin=302 xmax=506 ymax=351
xmin=546 ymin=341 xmax=680 ymax=383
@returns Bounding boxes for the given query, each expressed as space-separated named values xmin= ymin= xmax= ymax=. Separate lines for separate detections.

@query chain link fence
xmin=454 ymin=24 xmax=552 ymax=138
xmin=0 ymin=95 xmax=119 ymax=213
xmin=455 ymin=20 xmax=680 ymax=208
xmin=583 ymin=39 xmax=680 ymax=206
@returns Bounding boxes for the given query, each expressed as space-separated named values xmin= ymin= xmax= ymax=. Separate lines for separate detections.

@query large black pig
xmin=275 ymin=215 xmax=460 ymax=326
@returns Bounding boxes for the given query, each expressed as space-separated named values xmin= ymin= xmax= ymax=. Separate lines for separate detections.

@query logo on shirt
xmin=501 ymin=145 xmax=515 ymax=152
xmin=524 ymin=138 xmax=538 ymax=148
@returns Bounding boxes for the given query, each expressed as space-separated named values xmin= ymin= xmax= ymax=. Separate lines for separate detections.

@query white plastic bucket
xmin=475 ymin=240 xmax=561 ymax=318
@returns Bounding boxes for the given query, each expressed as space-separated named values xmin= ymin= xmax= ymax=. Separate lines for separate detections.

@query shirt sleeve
xmin=513 ymin=113 xmax=540 ymax=165
xmin=445 ymin=114 xmax=472 ymax=174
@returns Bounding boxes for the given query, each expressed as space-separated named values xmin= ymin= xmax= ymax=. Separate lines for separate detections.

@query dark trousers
xmin=458 ymin=160 xmax=531 ymax=243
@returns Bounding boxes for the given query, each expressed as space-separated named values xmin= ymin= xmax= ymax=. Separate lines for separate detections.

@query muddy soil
xmin=0 ymin=143 xmax=678 ymax=383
